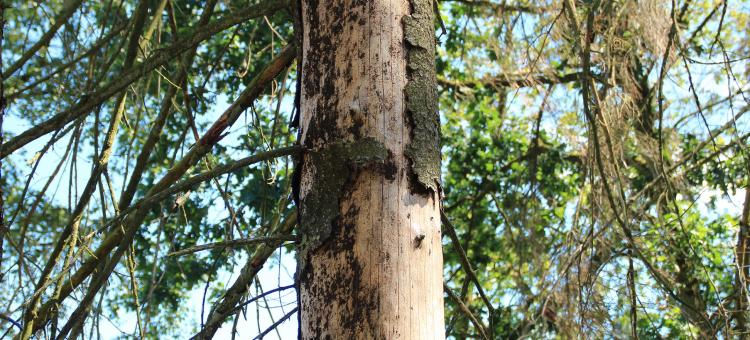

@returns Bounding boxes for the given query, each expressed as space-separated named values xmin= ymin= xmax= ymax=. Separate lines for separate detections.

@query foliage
xmin=1 ymin=0 xmax=749 ymax=338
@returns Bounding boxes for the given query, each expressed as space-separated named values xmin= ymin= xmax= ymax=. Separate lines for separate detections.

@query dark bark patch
xmin=298 ymin=138 xmax=387 ymax=255
xmin=347 ymin=109 xmax=365 ymax=139
xmin=403 ymin=0 xmax=441 ymax=197
xmin=297 ymin=137 xmax=385 ymax=338
xmin=300 ymin=199 xmax=379 ymax=338
xmin=413 ymin=234 xmax=426 ymax=248
xmin=382 ymin=150 xmax=398 ymax=180
xmin=302 ymin=0 xmax=344 ymax=147
xmin=359 ymin=148 xmax=397 ymax=181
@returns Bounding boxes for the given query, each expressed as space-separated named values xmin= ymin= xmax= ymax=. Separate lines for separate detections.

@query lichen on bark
xmin=403 ymin=0 xmax=441 ymax=195
xmin=299 ymin=138 xmax=388 ymax=252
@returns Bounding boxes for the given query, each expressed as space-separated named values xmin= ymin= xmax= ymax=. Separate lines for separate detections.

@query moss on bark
xmin=403 ymin=0 xmax=441 ymax=196
xmin=299 ymin=138 xmax=387 ymax=252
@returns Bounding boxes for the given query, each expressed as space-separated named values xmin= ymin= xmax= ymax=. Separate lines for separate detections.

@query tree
xmin=2 ymin=0 xmax=750 ymax=338
xmin=295 ymin=0 xmax=444 ymax=338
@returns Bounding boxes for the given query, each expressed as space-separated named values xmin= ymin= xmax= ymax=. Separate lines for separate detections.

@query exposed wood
xmin=735 ymin=173 xmax=750 ymax=336
xmin=297 ymin=0 xmax=445 ymax=338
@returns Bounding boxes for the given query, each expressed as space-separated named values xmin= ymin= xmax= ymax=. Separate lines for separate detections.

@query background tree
xmin=1 ymin=0 xmax=749 ymax=338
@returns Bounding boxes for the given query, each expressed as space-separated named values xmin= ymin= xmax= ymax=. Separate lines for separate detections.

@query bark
xmin=297 ymin=0 xmax=445 ymax=338
xmin=735 ymin=174 xmax=750 ymax=337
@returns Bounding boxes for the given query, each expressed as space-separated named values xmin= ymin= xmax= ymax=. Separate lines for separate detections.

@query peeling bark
xmin=299 ymin=138 xmax=388 ymax=253
xmin=404 ymin=0 xmax=441 ymax=196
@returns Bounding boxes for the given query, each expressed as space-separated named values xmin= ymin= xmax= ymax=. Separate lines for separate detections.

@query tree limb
xmin=0 ymin=0 xmax=289 ymax=158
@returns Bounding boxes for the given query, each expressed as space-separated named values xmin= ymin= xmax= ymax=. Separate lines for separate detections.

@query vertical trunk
xmin=735 ymin=176 xmax=750 ymax=337
xmin=296 ymin=0 xmax=444 ymax=338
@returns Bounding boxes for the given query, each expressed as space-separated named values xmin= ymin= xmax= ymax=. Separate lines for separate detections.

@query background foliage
xmin=1 ymin=0 xmax=749 ymax=338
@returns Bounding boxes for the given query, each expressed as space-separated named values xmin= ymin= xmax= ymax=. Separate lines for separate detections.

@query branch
xmin=440 ymin=209 xmax=495 ymax=334
xmin=0 ymin=0 xmax=6 ymax=298
xmin=109 ymin=145 xmax=300 ymax=229
xmin=0 ymin=0 xmax=289 ymax=158
xmin=252 ymin=307 xmax=298 ymax=340
xmin=231 ymin=285 xmax=295 ymax=315
xmin=118 ymin=0 xmax=219 ymax=218
xmin=444 ymin=283 xmax=490 ymax=340
xmin=196 ymin=212 xmax=297 ymax=339
xmin=3 ymin=0 xmax=84 ymax=77
xmin=26 ymin=44 xmax=297 ymax=335
xmin=735 ymin=171 xmax=750 ymax=334
xmin=438 ymin=71 xmax=580 ymax=92
xmin=439 ymin=0 xmax=548 ymax=14
xmin=563 ymin=0 xmax=714 ymax=331
xmin=167 ymin=235 xmax=297 ymax=257
xmin=21 ymin=0 xmax=153 ymax=335
xmin=7 ymin=21 xmax=129 ymax=100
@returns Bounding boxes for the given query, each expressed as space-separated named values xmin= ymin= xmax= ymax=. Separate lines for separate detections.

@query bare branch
xmin=27 ymin=45 xmax=297 ymax=334
xmin=167 ymin=235 xmax=297 ymax=257
xmin=3 ymin=0 xmax=84 ymax=78
xmin=0 ymin=0 xmax=289 ymax=158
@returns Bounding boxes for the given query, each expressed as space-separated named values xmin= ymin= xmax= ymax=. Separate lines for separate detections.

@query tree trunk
xmin=735 ymin=175 xmax=750 ymax=337
xmin=296 ymin=0 xmax=445 ymax=338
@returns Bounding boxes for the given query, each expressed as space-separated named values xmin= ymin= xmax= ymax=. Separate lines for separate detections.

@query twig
xmin=0 ymin=313 xmax=21 ymax=331
xmin=0 ymin=0 xmax=290 ymax=158
xmin=440 ymin=210 xmax=495 ymax=332
xmin=3 ymin=0 xmax=84 ymax=77
xmin=443 ymin=283 xmax=489 ymax=340
xmin=7 ymin=22 xmax=129 ymax=100
xmin=101 ymin=145 xmax=300 ymax=232
xmin=167 ymin=235 xmax=297 ymax=257
xmin=195 ymin=211 xmax=297 ymax=339
xmin=231 ymin=285 xmax=295 ymax=315
xmin=252 ymin=307 xmax=297 ymax=340
xmin=25 ymin=42 xmax=297 ymax=337
xmin=628 ymin=252 xmax=638 ymax=339
xmin=565 ymin=0 xmax=716 ymax=331
xmin=22 ymin=0 xmax=153 ymax=334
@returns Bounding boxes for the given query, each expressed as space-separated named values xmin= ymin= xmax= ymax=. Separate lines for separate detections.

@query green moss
xmin=299 ymin=138 xmax=388 ymax=251
xmin=404 ymin=0 xmax=441 ymax=194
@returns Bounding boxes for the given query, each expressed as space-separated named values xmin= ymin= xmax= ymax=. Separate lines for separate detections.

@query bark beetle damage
xmin=403 ymin=0 xmax=441 ymax=196
xmin=301 ymin=0 xmax=346 ymax=148
xmin=299 ymin=138 xmax=387 ymax=254
xmin=301 ymin=206 xmax=380 ymax=338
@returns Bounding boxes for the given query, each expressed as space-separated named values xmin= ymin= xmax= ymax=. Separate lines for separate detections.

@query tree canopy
xmin=1 ymin=0 xmax=749 ymax=338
